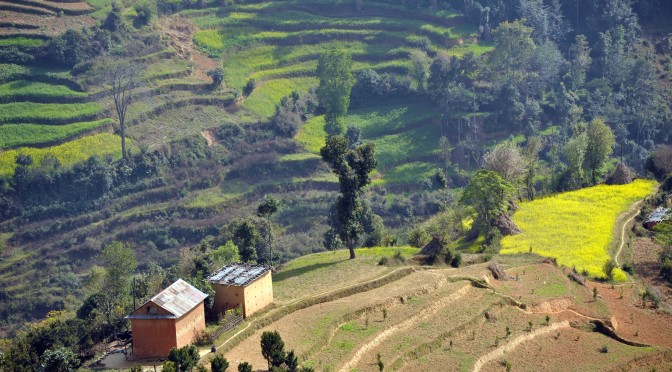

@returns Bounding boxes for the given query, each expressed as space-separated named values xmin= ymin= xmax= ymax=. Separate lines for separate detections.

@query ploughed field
xmin=200 ymin=248 xmax=672 ymax=372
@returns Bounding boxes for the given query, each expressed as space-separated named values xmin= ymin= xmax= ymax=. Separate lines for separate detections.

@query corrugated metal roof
xmin=206 ymin=263 xmax=270 ymax=287
xmin=145 ymin=278 xmax=207 ymax=318
xmin=647 ymin=207 xmax=671 ymax=223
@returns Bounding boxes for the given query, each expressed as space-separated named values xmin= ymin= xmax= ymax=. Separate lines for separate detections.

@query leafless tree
xmin=109 ymin=62 xmax=142 ymax=159
xmin=483 ymin=141 xmax=526 ymax=184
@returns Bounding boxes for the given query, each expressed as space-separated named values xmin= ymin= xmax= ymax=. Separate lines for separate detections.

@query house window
xmin=149 ymin=306 xmax=158 ymax=315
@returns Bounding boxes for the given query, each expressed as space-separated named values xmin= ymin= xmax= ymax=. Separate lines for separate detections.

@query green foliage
xmin=603 ymin=259 xmax=617 ymax=281
xmin=407 ymin=226 xmax=429 ymax=248
xmin=316 ymin=49 xmax=354 ymax=134
xmin=169 ymin=345 xmax=200 ymax=372
xmin=163 ymin=361 xmax=177 ymax=372
xmin=460 ymin=169 xmax=515 ymax=229
xmin=213 ymin=241 xmax=241 ymax=267
xmin=321 ymin=135 xmax=378 ymax=258
xmin=211 ymin=354 xmax=230 ymax=372
xmin=285 ymin=350 xmax=298 ymax=372
xmin=238 ymin=362 xmax=253 ymax=372
xmin=261 ymin=331 xmax=286 ymax=370
xmin=0 ymin=37 xmax=44 ymax=48
xmin=99 ymin=241 xmax=137 ymax=326
xmin=584 ymin=118 xmax=616 ymax=185
xmin=40 ymin=347 xmax=79 ymax=372
xmin=233 ymin=219 xmax=259 ymax=263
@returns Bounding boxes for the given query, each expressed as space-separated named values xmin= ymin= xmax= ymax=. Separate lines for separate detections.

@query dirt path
xmin=615 ymin=201 xmax=643 ymax=266
xmin=471 ymin=321 xmax=570 ymax=372
xmin=200 ymin=130 xmax=216 ymax=146
xmin=338 ymin=285 xmax=471 ymax=372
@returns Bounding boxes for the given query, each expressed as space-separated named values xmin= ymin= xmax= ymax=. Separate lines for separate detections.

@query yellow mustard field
xmin=501 ymin=179 xmax=657 ymax=281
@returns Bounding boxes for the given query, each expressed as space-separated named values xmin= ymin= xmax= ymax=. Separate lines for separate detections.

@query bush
xmin=211 ymin=355 xmax=229 ymax=372
xmin=194 ymin=329 xmax=212 ymax=346
xmin=599 ymin=345 xmax=609 ymax=353
xmin=208 ymin=68 xmax=225 ymax=89
xmin=243 ymin=78 xmax=256 ymax=96
xmin=134 ymin=1 xmax=154 ymax=26
xmin=238 ymin=362 xmax=252 ymax=372
xmin=407 ymin=227 xmax=429 ymax=248
xmin=621 ymin=262 xmax=634 ymax=275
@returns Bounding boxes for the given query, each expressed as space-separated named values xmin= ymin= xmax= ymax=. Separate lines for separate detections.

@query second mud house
xmin=126 ymin=279 xmax=207 ymax=359
xmin=207 ymin=263 xmax=273 ymax=318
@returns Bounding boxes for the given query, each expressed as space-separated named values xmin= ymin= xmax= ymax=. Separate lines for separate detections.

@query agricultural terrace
xmin=501 ymin=180 xmax=657 ymax=281
xmin=296 ymin=103 xmax=442 ymax=184
xmin=175 ymin=0 xmax=496 ymax=185
xmin=0 ymin=133 xmax=126 ymax=178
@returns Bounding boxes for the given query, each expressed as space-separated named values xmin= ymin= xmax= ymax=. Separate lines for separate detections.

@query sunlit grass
xmin=501 ymin=180 xmax=658 ymax=281
xmin=0 ymin=102 xmax=102 ymax=124
xmin=295 ymin=115 xmax=326 ymax=154
xmin=0 ymin=133 xmax=126 ymax=178
xmin=242 ymin=77 xmax=317 ymax=119
xmin=0 ymin=119 xmax=112 ymax=149
xmin=0 ymin=80 xmax=87 ymax=100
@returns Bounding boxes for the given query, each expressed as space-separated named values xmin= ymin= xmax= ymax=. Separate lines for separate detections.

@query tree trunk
xmin=347 ymin=237 xmax=356 ymax=259
xmin=120 ymin=118 xmax=126 ymax=159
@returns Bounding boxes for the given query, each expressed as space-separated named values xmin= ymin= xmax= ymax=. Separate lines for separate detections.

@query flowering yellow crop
xmin=501 ymin=180 xmax=657 ymax=281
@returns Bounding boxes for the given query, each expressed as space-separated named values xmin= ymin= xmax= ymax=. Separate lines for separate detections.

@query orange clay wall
xmin=175 ymin=301 xmax=206 ymax=348
xmin=243 ymin=271 xmax=273 ymax=318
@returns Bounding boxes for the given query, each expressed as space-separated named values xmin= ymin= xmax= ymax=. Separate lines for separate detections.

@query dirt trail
xmin=200 ymin=130 xmax=216 ymax=146
xmin=338 ymin=284 xmax=471 ymax=372
xmin=615 ymin=201 xmax=642 ymax=266
xmin=471 ymin=320 xmax=570 ymax=372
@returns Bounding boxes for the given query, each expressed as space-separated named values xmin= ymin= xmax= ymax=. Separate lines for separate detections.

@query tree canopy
xmin=320 ymin=135 xmax=378 ymax=259
xmin=316 ymin=49 xmax=355 ymax=135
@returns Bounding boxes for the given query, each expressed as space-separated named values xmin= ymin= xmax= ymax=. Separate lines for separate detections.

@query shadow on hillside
xmin=273 ymin=259 xmax=348 ymax=282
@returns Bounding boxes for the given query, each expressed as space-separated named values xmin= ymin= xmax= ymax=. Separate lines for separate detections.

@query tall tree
xmin=233 ymin=219 xmax=258 ymax=263
xmin=460 ymin=169 xmax=514 ymax=230
xmin=316 ymin=49 xmax=355 ymax=135
xmin=98 ymin=241 xmax=137 ymax=338
xmin=584 ymin=118 xmax=616 ymax=185
xmin=489 ymin=20 xmax=535 ymax=82
xmin=260 ymin=331 xmax=285 ymax=371
xmin=568 ymin=34 xmax=591 ymax=89
xmin=109 ymin=61 xmax=142 ymax=159
xmin=320 ymin=136 xmax=378 ymax=259
xmin=257 ymin=195 xmax=279 ymax=266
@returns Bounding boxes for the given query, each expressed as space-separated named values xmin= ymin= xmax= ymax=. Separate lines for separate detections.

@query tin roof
xmin=646 ymin=207 xmax=671 ymax=223
xmin=206 ymin=263 xmax=270 ymax=287
xmin=128 ymin=278 xmax=208 ymax=319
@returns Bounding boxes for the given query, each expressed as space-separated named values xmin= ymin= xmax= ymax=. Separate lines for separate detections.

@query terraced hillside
xmin=181 ymin=0 xmax=490 ymax=183
xmin=182 ymin=249 xmax=672 ymax=372
xmin=0 ymin=0 xmax=497 ymax=324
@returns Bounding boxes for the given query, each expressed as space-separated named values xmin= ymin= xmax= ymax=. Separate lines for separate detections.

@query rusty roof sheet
xmin=206 ymin=263 xmax=270 ymax=287
xmin=146 ymin=278 xmax=207 ymax=318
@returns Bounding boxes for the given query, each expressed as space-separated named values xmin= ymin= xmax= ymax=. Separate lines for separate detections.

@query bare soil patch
xmin=0 ymin=10 xmax=95 ymax=36
xmin=593 ymin=281 xmax=672 ymax=348
xmin=220 ymin=270 xmax=450 ymax=370
xmin=480 ymin=326 xmax=657 ymax=372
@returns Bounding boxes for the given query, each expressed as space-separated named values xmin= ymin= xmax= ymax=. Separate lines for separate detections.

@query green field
xmin=0 ymin=133 xmax=126 ymax=178
xmin=0 ymin=80 xmax=87 ymax=100
xmin=0 ymin=102 xmax=101 ymax=124
xmin=0 ymin=119 xmax=112 ymax=149
xmin=501 ymin=180 xmax=658 ymax=281
xmin=274 ymin=246 xmax=420 ymax=302
xmin=242 ymin=77 xmax=317 ymax=119
xmin=0 ymin=37 xmax=44 ymax=48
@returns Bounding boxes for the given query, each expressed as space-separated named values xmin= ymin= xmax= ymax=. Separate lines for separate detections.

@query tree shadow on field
xmin=273 ymin=259 xmax=348 ymax=282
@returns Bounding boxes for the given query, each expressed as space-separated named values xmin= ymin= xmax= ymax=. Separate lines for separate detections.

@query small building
xmin=206 ymin=263 xmax=273 ymax=318
xmin=126 ymin=279 xmax=207 ymax=359
xmin=645 ymin=206 xmax=671 ymax=230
